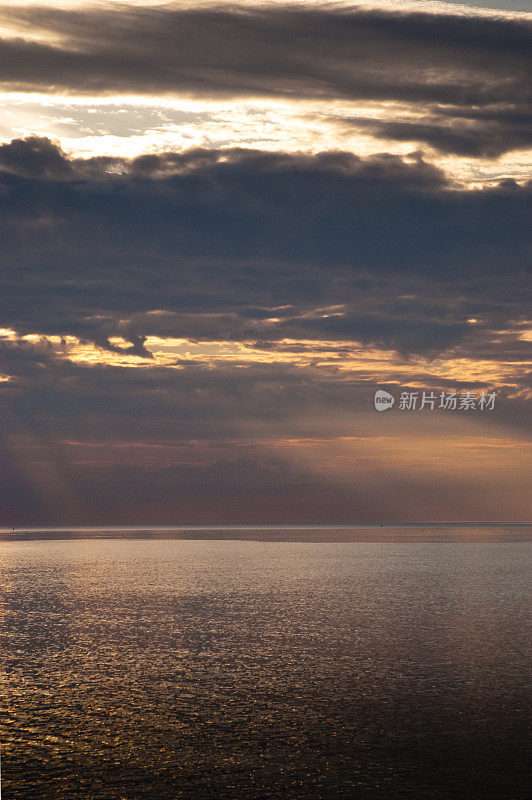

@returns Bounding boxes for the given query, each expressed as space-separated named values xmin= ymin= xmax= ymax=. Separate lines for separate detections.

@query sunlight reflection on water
xmin=0 ymin=533 xmax=530 ymax=799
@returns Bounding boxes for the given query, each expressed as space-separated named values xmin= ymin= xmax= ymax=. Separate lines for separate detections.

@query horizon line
xmin=1 ymin=521 xmax=531 ymax=532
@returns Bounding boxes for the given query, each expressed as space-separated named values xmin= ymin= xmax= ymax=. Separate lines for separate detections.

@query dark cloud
xmin=1 ymin=281 xmax=530 ymax=526
xmin=0 ymin=137 xmax=530 ymax=356
xmin=0 ymin=5 xmax=530 ymax=525
xmin=0 ymin=135 xmax=72 ymax=177
xmin=0 ymin=4 xmax=531 ymax=156
xmin=1 ymin=333 xmax=530 ymax=525
xmin=0 ymin=310 xmax=530 ymax=451
xmin=342 ymin=110 xmax=532 ymax=158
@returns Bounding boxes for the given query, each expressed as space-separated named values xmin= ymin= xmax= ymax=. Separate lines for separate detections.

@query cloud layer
xmin=0 ymin=137 xmax=529 ymax=349
xmin=0 ymin=3 xmax=531 ymax=158
xmin=0 ymin=2 xmax=530 ymax=524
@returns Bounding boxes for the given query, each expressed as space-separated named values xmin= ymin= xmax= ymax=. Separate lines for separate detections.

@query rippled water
xmin=0 ymin=530 xmax=530 ymax=799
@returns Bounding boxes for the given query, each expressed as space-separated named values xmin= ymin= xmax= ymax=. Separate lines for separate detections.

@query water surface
xmin=0 ymin=528 xmax=530 ymax=798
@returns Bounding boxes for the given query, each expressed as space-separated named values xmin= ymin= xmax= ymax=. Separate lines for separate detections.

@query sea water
xmin=0 ymin=527 xmax=530 ymax=799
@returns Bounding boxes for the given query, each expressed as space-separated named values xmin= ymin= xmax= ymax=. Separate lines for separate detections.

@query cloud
xmin=0 ymin=134 xmax=72 ymax=177
xmin=0 ymin=6 xmax=530 ymax=525
xmin=1 ymin=337 xmax=530 ymax=525
xmin=0 ymin=4 xmax=531 ymax=158
xmin=1 ymin=301 xmax=529 ymax=525
xmin=341 ymin=109 xmax=532 ymax=158
xmin=0 ymin=137 xmax=530 ymax=358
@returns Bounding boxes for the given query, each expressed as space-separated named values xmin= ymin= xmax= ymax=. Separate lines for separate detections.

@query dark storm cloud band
xmin=0 ymin=136 xmax=530 ymax=356
xmin=341 ymin=110 xmax=532 ymax=159
xmin=0 ymin=4 xmax=531 ymax=157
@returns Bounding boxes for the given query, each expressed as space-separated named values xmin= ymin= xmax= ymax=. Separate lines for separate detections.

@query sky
xmin=0 ymin=0 xmax=530 ymax=525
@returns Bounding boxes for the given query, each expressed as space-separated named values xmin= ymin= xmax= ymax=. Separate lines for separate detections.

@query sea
xmin=0 ymin=525 xmax=530 ymax=799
